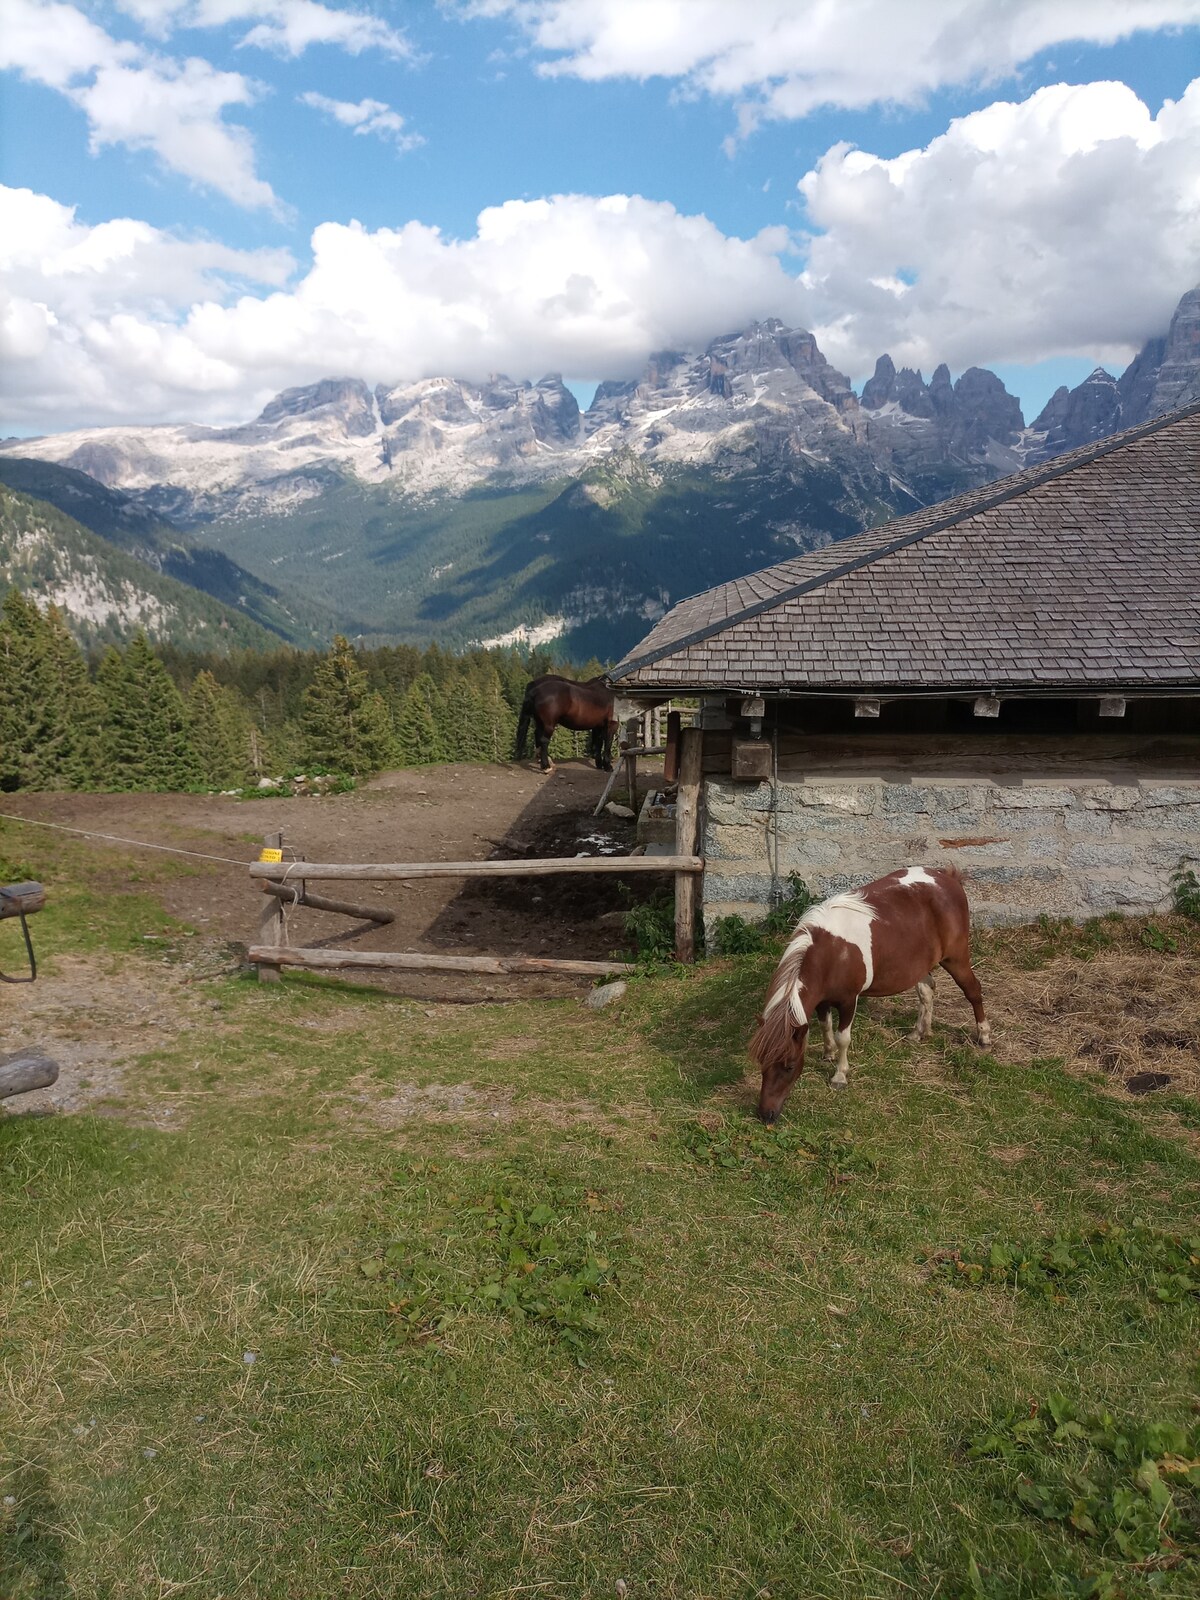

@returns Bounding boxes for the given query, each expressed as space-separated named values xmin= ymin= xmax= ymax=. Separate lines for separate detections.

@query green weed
xmin=1172 ymin=865 xmax=1200 ymax=922
xmin=935 ymin=1223 xmax=1200 ymax=1303
xmin=969 ymin=1394 xmax=1200 ymax=1564
xmin=619 ymin=888 xmax=677 ymax=964
xmin=358 ymin=1181 xmax=615 ymax=1356
xmin=709 ymin=874 xmax=814 ymax=956
xmin=680 ymin=1117 xmax=877 ymax=1183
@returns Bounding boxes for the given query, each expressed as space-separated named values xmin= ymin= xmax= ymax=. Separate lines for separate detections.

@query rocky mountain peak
xmin=256 ymin=377 xmax=376 ymax=438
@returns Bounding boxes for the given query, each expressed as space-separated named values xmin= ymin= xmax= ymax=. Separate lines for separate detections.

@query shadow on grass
xmin=0 ymin=1463 xmax=68 ymax=1600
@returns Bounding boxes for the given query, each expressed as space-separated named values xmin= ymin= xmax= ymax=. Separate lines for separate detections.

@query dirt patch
xmin=1 ymin=758 xmax=667 ymax=1004
xmin=0 ymin=952 xmax=217 ymax=1126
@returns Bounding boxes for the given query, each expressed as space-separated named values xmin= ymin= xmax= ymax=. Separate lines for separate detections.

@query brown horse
xmin=750 ymin=865 xmax=990 ymax=1122
xmin=514 ymin=675 xmax=617 ymax=772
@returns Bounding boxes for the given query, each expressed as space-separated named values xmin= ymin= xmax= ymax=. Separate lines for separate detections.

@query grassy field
xmin=2 ymin=832 xmax=1199 ymax=1598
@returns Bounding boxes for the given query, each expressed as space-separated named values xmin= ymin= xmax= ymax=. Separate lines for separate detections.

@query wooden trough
xmin=248 ymin=729 xmax=706 ymax=980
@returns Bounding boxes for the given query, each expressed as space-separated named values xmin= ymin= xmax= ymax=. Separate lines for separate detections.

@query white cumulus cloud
xmin=797 ymin=78 xmax=1200 ymax=375
xmin=0 ymin=0 xmax=278 ymax=209
xmin=478 ymin=0 xmax=1200 ymax=135
xmin=0 ymin=186 xmax=804 ymax=429
xmin=3 ymin=74 xmax=1199 ymax=433
xmin=113 ymin=0 xmax=414 ymax=57
xmin=299 ymin=92 xmax=423 ymax=149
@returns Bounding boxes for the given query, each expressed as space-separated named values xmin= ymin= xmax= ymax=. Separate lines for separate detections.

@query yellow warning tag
xmin=259 ymin=847 xmax=283 ymax=863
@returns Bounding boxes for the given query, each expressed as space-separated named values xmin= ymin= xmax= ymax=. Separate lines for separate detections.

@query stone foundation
xmin=702 ymin=774 xmax=1200 ymax=932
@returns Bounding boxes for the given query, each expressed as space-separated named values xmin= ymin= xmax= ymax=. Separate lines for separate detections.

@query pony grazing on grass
xmin=750 ymin=865 xmax=990 ymax=1123
xmin=514 ymin=675 xmax=617 ymax=773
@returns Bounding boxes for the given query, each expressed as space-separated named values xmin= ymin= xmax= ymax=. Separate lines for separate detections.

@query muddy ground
xmin=0 ymin=757 xmax=665 ymax=1000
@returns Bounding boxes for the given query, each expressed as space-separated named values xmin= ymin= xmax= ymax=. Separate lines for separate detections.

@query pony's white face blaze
xmin=897 ymin=866 xmax=937 ymax=888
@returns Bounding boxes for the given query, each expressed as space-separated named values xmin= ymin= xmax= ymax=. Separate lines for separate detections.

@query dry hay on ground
xmin=981 ymin=934 xmax=1200 ymax=1101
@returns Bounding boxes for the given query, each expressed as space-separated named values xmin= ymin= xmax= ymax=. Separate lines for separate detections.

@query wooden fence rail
xmin=250 ymin=725 xmax=706 ymax=983
xmin=250 ymin=855 xmax=702 ymax=883
xmin=248 ymin=947 xmax=634 ymax=978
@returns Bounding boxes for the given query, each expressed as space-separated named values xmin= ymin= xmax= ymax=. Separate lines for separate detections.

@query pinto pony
xmin=514 ymin=675 xmax=617 ymax=773
xmin=750 ymin=866 xmax=990 ymax=1122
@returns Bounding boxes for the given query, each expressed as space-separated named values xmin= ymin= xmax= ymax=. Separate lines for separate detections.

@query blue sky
xmin=2 ymin=0 xmax=1199 ymax=432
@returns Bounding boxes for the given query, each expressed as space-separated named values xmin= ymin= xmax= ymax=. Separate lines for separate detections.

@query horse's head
xmin=753 ymin=1021 xmax=808 ymax=1123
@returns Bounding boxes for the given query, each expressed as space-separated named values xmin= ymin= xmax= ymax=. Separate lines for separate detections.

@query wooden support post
xmin=674 ymin=727 xmax=703 ymax=963
xmin=256 ymin=829 xmax=285 ymax=982
xmin=663 ymin=710 xmax=682 ymax=785
xmin=623 ymin=715 xmax=638 ymax=813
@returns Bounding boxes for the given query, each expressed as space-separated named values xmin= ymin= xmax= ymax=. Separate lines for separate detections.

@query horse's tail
xmin=748 ymin=940 xmax=811 ymax=1073
xmin=514 ymin=688 xmax=534 ymax=760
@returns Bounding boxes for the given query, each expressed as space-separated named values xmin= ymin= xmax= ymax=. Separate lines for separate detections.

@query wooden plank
xmin=249 ymin=946 xmax=635 ymax=978
xmin=0 ymin=1054 xmax=59 ymax=1100
xmin=256 ymin=830 xmax=285 ymax=983
xmin=0 ymin=882 xmax=46 ymax=920
xmin=674 ymin=727 xmax=704 ymax=964
xmin=263 ymin=881 xmax=396 ymax=924
xmin=251 ymin=855 xmax=704 ymax=881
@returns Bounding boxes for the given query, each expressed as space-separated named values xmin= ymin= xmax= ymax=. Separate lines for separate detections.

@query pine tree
xmin=0 ymin=590 xmax=104 ymax=791
xmin=301 ymin=636 xmax=395 ymax=775
xmin=188 ymin=670 xmax=250 ymax=787
xmin=0 ymin=589 xmax=56 ymax=791
xmin=394 ymin=673 xmax=444 ymax=766
xmin=476 ymin=668 xmax=516 ymax=763
xmin=42 ymin=604 xmax=104 ymax=788
xmin=441 ymin=677 xmax=486 ymax=762
xmin=97 ymin=634 xmax=203 ymax=791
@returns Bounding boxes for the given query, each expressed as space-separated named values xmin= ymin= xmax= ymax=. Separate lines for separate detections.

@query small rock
xmin=585 ymin=981 xmax=628 ymax=1011
xmin=604 ymin=803 xmax=635 ymax=820
xmin=615 ymin=1584 xmax=628 ymax=1598
xmin=142 ymin=1448 xmax=157 ymax=1460
xmin=243 ymin=1351 xmax=257 ymax=1365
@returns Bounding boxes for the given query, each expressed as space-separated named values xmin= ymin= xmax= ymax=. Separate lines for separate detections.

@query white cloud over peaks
xmin=797 ymin=78 xmax=1200 ymax=376
xmin=481 ymin=0 xmax=1200 ymax=133
xmin=0 ymin=188 xmax=803 ymax=429
xmin=299 ymin=92 xmax=423 ymax=149
xmin=0 ymin=0 xmax=277 ymax=208
xmin=0 ymin=185 xmax=294 ymax=421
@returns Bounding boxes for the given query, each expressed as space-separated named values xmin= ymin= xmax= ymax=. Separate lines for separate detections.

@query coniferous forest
xmin=0 ymin=587 xmax=604 ymax=793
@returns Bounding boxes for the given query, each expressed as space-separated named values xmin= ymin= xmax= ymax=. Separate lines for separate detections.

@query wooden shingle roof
xmin=610 ymin=402 xmax=1200 ymax=694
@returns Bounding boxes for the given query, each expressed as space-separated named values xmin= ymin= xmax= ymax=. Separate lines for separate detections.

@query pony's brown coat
xmin=750 ymin=865 xmax=989 ymax=1120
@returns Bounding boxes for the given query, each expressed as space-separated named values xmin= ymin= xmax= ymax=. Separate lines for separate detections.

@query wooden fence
xmin=248 ymin=728 xmax=705 ymax=982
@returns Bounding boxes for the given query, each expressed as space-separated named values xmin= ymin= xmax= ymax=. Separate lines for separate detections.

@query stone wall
xmin=702 ymin=774 xmax=1200 ymax=931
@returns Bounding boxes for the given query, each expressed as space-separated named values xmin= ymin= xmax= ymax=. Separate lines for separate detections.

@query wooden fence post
xmin=674 ymin=727 xmax=703 ymax=963
xmin=623 ymin=715 xmax=639 ymax=813
xmin=257 ymin=829 xmax=285 ymax=982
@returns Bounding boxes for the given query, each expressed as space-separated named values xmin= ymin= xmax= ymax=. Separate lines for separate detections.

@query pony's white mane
xmin=765 ymin=891 xmax=880 ymax=1025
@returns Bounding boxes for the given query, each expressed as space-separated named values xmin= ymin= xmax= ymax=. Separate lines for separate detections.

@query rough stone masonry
xmin=702 ymin=775 xmax=1200 ymax=933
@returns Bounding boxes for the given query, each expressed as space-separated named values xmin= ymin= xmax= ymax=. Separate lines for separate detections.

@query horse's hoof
xmin=830 ymin=1078 xmax=848 ymax=1091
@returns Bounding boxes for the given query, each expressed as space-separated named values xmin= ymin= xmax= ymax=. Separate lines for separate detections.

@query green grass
xmin=2 ymin=843 xmax=1199 ymax=1597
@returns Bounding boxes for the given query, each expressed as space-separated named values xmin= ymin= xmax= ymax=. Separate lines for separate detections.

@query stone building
xmin=610 ymin=403 xmax=1200 ymax=930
